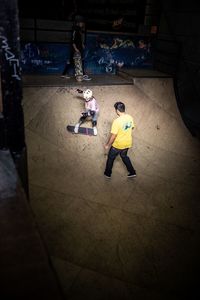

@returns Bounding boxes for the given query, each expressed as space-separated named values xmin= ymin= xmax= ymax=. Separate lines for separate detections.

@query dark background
xmin=18 ymin=0 xmax=152 ymax=32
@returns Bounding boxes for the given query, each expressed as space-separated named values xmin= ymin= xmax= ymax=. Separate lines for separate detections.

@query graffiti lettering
xmin=10 ymin=58 xmax=20 ymax=80
xmin=31 ymin=59 xmax=43 ymax=66
xmin=0 ymin=34 xmax=21 ymax=81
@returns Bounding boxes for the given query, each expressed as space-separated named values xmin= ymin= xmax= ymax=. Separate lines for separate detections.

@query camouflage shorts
xmin=73 ymin=52 xmax=83 ymax=77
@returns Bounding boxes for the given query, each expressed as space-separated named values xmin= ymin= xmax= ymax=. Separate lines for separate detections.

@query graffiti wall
xmin=85 ymin=33 xmax=152 ymax=74
xmin=20 ymin=43 xmax=70 ymax=74
xmin=20 ymin=32 xmax=153 ymax=74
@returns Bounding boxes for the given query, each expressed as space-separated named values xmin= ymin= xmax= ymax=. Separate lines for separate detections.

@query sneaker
xmin=83 ymin=75 xmax=92 ymax=81
xmin=93 ymin=126 xmax=97 ymax=136
xmin=127 ymin=173 xmax=136 ymax=178
xmin=60 ymin=75 xmax=70 ymax=79
xmin=74 ymin=123 xmax=80 ymax=133
xmin=104 ymin=174 xmax=111 ymax=179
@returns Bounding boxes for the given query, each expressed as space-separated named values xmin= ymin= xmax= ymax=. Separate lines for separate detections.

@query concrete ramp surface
xmin=23 ymin=78 xmax=200 ymax=299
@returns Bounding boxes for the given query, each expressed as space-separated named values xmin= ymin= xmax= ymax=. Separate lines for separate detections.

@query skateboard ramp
xmin=23 ymin=78 xmax=200 ymax=299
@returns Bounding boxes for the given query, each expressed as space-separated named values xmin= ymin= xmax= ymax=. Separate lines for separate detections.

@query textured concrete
xmin=22 ymin=74 xmax=133 ymax=87
xmin=118 ymin=68 xmax=171 ymax=80
xmin=22 ymin=69 xmax=169 ymax=88
xmin=0 ymin=150 xmax=63 ymax=300
xmin=23 ymin=78 xmax=200 ymax=299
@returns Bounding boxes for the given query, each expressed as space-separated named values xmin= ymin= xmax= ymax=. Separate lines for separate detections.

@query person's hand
xmin=104 ymin=144 xmax=109 ymax=150
xmin=82 ymin=112 xmax=88 ymax=118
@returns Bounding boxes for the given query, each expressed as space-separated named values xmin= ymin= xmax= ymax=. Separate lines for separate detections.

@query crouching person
xmin=74 ymin=89 xmax=99 ymax=135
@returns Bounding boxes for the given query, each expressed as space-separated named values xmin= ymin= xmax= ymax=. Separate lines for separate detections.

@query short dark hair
xmin=74 ymin=15 xmax=85 ymax=22
xmin=114 ymin=102 xmax=125 ymax=112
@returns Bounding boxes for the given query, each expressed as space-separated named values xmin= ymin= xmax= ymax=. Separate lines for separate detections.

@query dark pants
xmin=62 ymin=53 xmax=73 ymax=75
xmin=79 ymin=112 xmax=97 ymax=127
xmin=104 ymin=146 xmax=135 ymax=177
xmin=62 ymin=61 xmax=71 ymax=75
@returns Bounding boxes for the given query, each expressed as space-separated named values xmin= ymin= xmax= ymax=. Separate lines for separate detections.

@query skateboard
xmin=73 ymin=52 xmax=83 ymax=81
xmin=67 ymin=125 xmax=95 ymax=136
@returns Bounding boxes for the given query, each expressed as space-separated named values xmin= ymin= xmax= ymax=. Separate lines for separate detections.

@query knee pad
xmin=92 ymin=120 xmax=97 ymax=127
xmin=80 ymin=115 xmax=87 ymax=123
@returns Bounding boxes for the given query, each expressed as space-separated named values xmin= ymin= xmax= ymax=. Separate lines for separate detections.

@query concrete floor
xmin=0 ymin=150 xmax=63 ymax=299
xmin=22 ymin=76 xmax=200 ymax=299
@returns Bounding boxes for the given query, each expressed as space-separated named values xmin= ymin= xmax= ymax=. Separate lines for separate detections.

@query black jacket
xmin=72 ymin=25 xmax=84 ymax=53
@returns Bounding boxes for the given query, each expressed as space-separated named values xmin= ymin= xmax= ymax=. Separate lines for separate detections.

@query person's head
xmin=114 ymin=102 xmax=125 ymax=115
xmin=138 ymin=39 xmax=146 ymax=49
xmin=83 ymin=89 xmax=93 ymax=101
xmin=77 ymin=21 xmax=85 ymax=29
xmin=74 ymin=15 xmax=85 ymax=29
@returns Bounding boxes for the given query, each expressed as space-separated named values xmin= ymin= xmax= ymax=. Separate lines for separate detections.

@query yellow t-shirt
xmin=111 ymin=114 xmax=135 ymax=149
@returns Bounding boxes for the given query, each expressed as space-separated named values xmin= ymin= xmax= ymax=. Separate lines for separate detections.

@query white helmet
xmin=83 ymin=89 xmax=93 ymax=101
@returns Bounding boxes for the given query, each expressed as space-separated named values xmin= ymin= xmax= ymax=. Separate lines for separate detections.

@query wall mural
xmin=85 ymin=33 xmax=152 ymax=74
xmin=20 ymin=43 xmax=70 ymax=74
xmin=20 ymin=32 xmax=153 ymax=74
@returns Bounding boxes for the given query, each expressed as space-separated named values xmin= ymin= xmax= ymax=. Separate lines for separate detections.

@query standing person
xmin=61 ymin=15 xmax=91 ymax=81
xmin=104 ymin=102 xmax=136 ymax=178
xmin=74 ymin=89 xmax=99 ymax=135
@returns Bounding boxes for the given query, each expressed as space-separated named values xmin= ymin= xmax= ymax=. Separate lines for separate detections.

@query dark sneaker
xmin=127 ymin=173 xmax=136 ymax=178
xmin=104 ymin=173 xmax=111 ymax=179
xmin=83 ymin=75 xmax=92 ymax=81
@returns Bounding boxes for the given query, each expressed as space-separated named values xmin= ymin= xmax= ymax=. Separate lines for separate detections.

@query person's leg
xmin=119 ymin=148 xmax=136 ymax=175
xmin=104 ymin=147 xmax=119 ymax=177
xmin=81 ymin=50 xmax=92 ymax=80
xmin=81 ymin=50 xmax=85 ymax=75
xmin=61 ymin=54 xmax=73 ymax=77
xmin=62 ymin=62 xmax=70 ymax=76
xmin=74 ymin=114 xmax=88 ymax=133
xmin=74 ymin=52 xmax=83 ymax=81
xmin=91 ymin=112 xmax=98 ymax=135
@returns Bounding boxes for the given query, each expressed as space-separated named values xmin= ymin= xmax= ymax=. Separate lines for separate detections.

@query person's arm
xmin=72 ymin=29 xmax=80 ymax=53
xmin=132 ymin=119 xmax=135 ymax=130
xmin=104 ymin=134 xmax=117 ymax=150
xmin=73 ymin=43 xmax=80 ymax=53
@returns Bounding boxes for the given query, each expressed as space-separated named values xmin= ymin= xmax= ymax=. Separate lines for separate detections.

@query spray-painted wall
xmin=85 ymin=33 xmax=152 ymax=74
xmin=20 ymin=32 xmax=153 ymax=74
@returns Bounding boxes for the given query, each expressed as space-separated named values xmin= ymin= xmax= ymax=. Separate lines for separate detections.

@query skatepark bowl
xmin=22 ymin=73 xmax=200 ymax=299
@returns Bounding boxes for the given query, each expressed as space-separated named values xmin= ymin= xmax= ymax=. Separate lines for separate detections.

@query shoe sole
xmin=127 ymin=175 xmax=136 ymax=178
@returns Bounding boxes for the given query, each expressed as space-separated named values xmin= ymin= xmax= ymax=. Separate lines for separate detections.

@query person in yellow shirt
xmin=104 ymin=102 xmax=136 ymax=178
